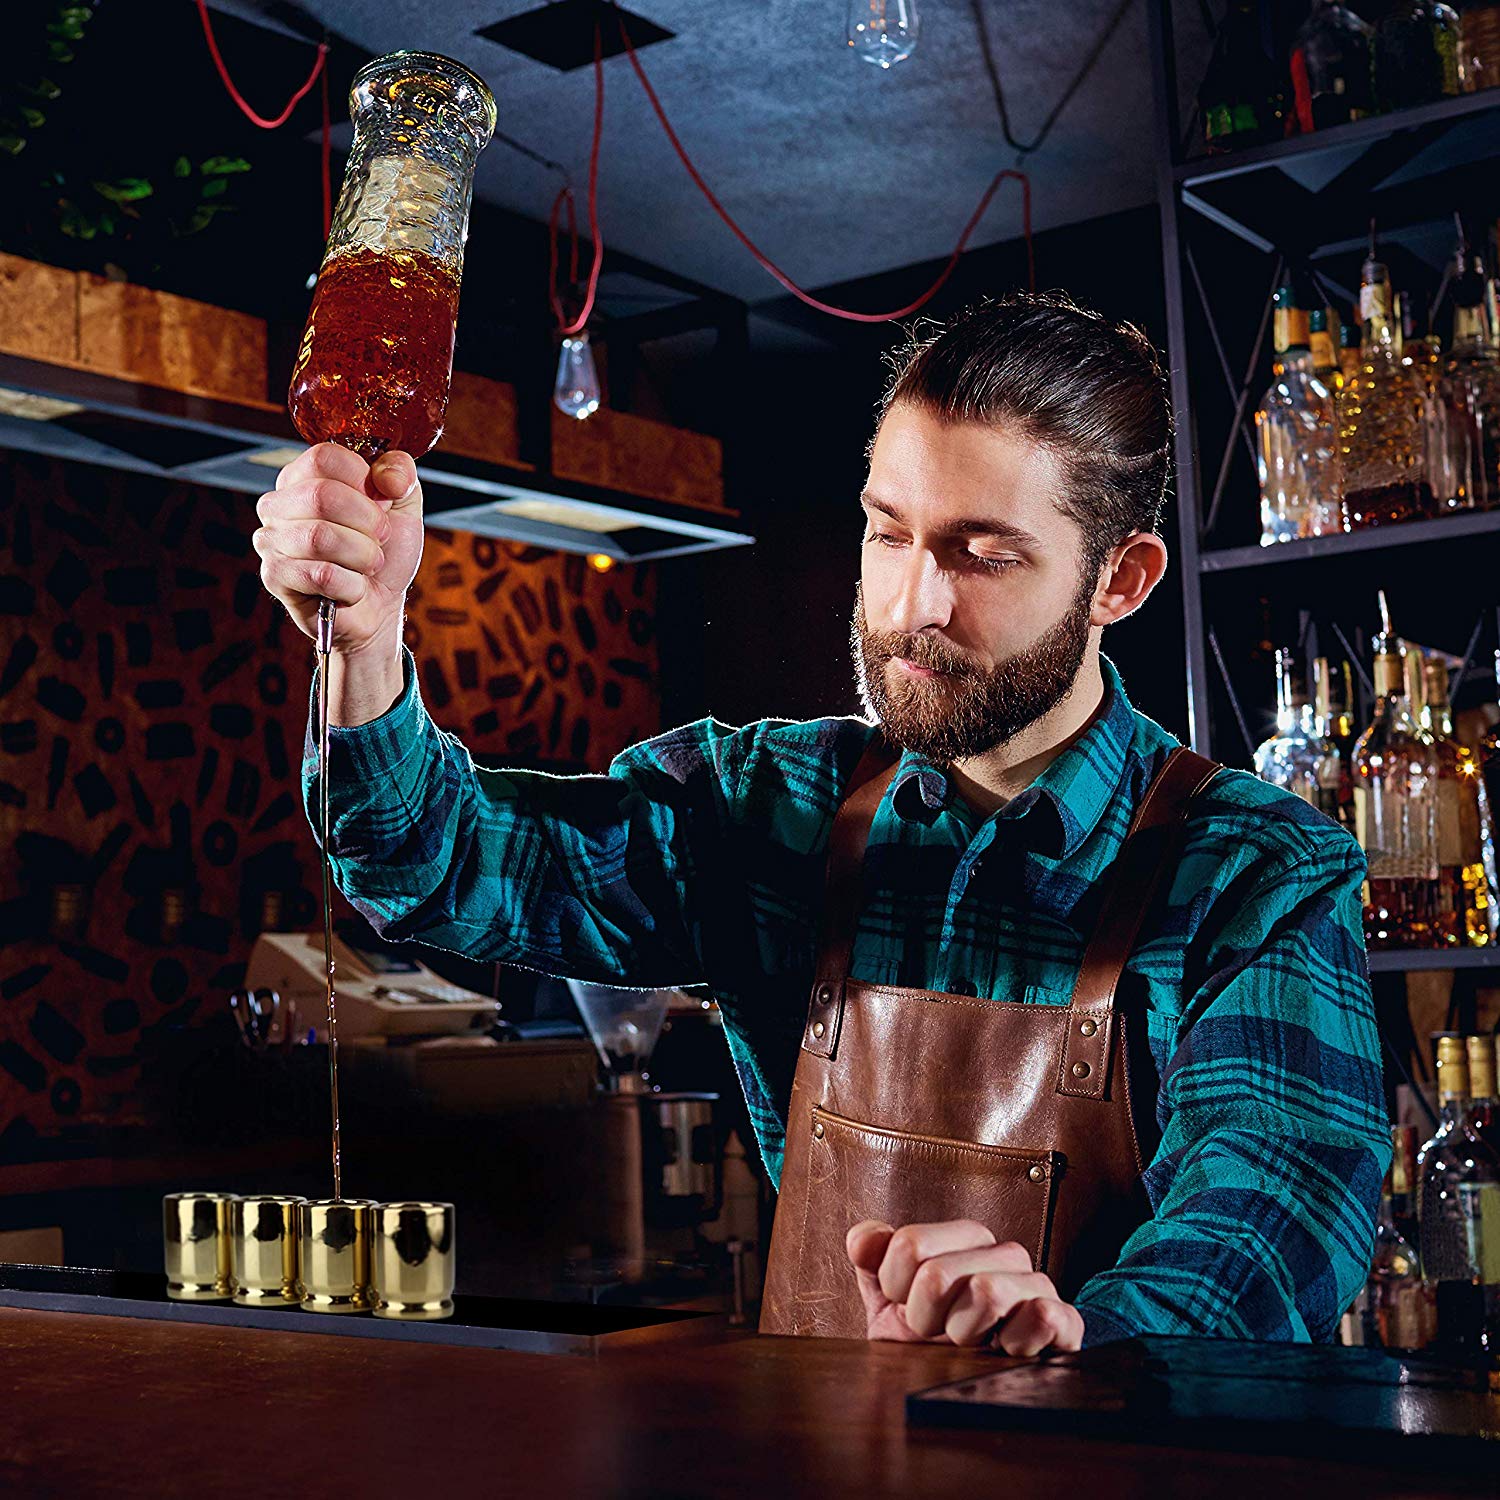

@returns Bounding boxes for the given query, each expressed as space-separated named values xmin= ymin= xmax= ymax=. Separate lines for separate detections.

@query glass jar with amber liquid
xmin=288 ymin=51 xmax=497 ymax=461
xmin=1420 ymin=659 xmax=1490 ymax=946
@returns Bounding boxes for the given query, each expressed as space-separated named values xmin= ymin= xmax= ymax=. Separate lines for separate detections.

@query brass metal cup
xmin=163 ymin=1192 xmax=238 ymax=1300
xmin=229 ymin=1195 xmax=307 ymax=1307
xmin=299 ymin=1199 xmax=376 ymax=1314
xmin=371 ymin=1201 xmax=455 ymax=1320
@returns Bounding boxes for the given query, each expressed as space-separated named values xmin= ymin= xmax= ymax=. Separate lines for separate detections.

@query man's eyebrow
xmin=859 ymin=492 xmax=1040 ymax=547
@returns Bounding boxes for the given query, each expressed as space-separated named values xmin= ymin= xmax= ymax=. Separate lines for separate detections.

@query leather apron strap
xmin=804 ymin=736 xmax=1221 ymax=1090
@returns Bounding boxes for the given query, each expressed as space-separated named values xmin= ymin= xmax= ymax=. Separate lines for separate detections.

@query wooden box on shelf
xmin=77 ymin=271 xmax=268 ymax=404
xmin=0 ymin=252 xmax=81 ymax=364
xmin=434 ymin=370 xmax=526 ymax=468
xmin=552 ymin=405 xmax=726 ymax=512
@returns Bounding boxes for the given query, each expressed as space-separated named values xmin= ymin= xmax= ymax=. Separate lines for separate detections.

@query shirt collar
xmin=888 ymin=655 xmax=1139 ymax=858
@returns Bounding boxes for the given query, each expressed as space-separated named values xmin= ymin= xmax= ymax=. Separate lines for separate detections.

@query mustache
xmin=863 ymin=629 xmax=975 ymax=676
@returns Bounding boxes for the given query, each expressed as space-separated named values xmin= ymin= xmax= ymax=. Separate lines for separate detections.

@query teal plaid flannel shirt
xmin=303 ymin=647 xmax=1388 ymax=1346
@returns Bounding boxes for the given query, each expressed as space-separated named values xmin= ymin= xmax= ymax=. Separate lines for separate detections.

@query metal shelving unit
xmin=1148 ymin=0 xmax=1500 ymax=978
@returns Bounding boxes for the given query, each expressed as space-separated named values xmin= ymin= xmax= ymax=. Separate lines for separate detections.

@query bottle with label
xmin=1458 ymin=1035 xmax=1500 ymax=1353
xmin=1375 ymin=0 xmax=1463 ymax=110
xmin=1480 ymin=647 xmax=1500 ymax=886
xmin=1315 ymin=655 xmax=1357 ymax=830
xmin=1341 ymin=245 xmax=1433 ymax=527
xmin=1256 ymin=286 xmax=1343 ymax=543
xmin=1420 ymin=658 xmax=1491 ymax=946
xmin=1366 ymin=1123 xmax=1436 ymax=1350
xmin=1255 ymin=648 xmax=1342 ymax=819
xmin=1339 ymin=320 xmax=1362 ymax=389
xmin=1443 ymin=247 xmax=1500 ymax=511
xmin=1199 ymin=0 xmax=1286 ymax=152
xmin=1291 ymin=0 xmax=1377 ymax=132
xmin=1457 ymin=0 xmax=1500 ymax=89
xmin=1353 ymin=595 xmax=1439 ymax=946
xmin=1418 ymin=1035 xmax=1483 ymax=1352
xmin=1310 ymin=307 xmax=1340 ymax=385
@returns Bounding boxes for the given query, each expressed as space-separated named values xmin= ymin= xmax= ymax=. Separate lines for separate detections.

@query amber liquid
xmin=291 ymin=247 xmax=461 ymax=1199
xmin=288 ymin=247 xmax=460 ymax=463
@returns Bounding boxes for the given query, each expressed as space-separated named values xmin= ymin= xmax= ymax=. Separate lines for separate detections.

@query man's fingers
xmin=942 ymin=1271 xmax=1061 ymax=1346
xmin=846 ymin=1221 xmax=896 ymax=1324
xmin=258 ymin=479 xmax=391 ymax=548
xmin=260 ymin=554 xmax=369 ymax=609
xmin=275 ymin=440 xmax=369 ymax=494
xmin=902 ymin=1242 xmax=1036 ymax=1340
xmin=986 ymin=1296 xmax=1085 ymax=1358
xmin=877 ymin=1220 xmax=997 ymax=1308
xmin=253 ymin=516 xmax=384 ymax=578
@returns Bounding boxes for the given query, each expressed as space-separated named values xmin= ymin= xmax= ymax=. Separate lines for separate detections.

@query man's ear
xmin=1089 ymin=532 xmax=1169 ymax=627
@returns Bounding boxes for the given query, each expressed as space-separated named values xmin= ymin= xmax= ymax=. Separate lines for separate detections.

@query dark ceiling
xmin=205 ymin=0 xmax=1213 ymax=346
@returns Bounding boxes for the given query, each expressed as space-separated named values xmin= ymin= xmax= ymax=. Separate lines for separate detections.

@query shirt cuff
xmin=1077 ymin=1301 xmax=1134 ymax=1348
xmin=304 ymin=642 xmax=428 ymax=786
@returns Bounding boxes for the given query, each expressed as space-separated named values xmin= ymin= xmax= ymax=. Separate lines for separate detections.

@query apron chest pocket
xmin=804 ymin=1104 xmax=1059 ymax=1278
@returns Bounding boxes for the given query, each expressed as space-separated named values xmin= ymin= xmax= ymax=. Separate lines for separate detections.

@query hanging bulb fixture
xmin=847 ymin=0 xmax=919 ymax=67
xmin=554 ymin=332 xmax=602 ymax=421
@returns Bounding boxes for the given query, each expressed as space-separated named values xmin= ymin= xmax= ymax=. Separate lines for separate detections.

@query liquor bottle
xmin=1366 ymin=1125 xmax=1435 ymax=1349
xmin=1255 ymin=648 xmax=1342 ymax=819
xmin=1353 ymin=595 xmax=1439 ymax=946
xmin=1400 ymin=295 xmax=1465 ymax=517
xmin=1456 ymin=0 xmax=1500 ymax=88
xmin=1199 ymin=0 xmax=1286 ymax=151
xmin=1315 ymin=655 xmax=1356 ymax=829
xmin=1339 ymin=319 xmax=1363 ymax=388
xmin=1256 ymin=287 xmax=1343 ymax=542
xmin=1375 ymin=0 xmax=1463 ymax=110
xmin=1418 ymin=1035 xmax=1484 ymax=1352
xmin=1443 ymin=248 xmax=1500 ymax=511
xmin=1310 ymin=307 xmax=1340 ymax=384
xmin=1292 ymin=0 xmax=1377 ymax=130
xmin=1458 ymin=1035 xmax=1500 ymax=1352
xmin=1481 ymin=645 xmax=1500 ymax=856
xmin=1420 ymin=659 xmax=1491 ymax=946
xmin=1340 ymin=244 xmax=1432 ymax=526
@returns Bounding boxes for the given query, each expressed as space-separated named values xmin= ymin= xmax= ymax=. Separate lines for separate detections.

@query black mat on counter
xmin=0 ymin=1262 xmax=724 ymax=1355
xmin=907 ymin=1335 xmax=1500 ymax=1465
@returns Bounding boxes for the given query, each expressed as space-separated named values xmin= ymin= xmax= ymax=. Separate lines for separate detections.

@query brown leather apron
xmin=759 ymin=737 xmax=1221 ymax=1339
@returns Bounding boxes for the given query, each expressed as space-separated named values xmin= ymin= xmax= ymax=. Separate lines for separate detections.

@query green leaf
xmin=92 ymin=177 xmax=153 ymax=204
xmin=199 ymin=155 xmax=251 ymax=176
xmin=46 ymin=41 xmax=75 ymax=63
xmin=20 ymin=107 xmax=46 ymax=129
xmin=201 ymin=176 xmax=227 ymax=199
xmin=186 ymin=206 xmax=215 ymax=235
xmin=97 ymin=211 xmax=116 ymax=236
xmin=19 ymin=78 xmax=63 ymax=102
xmin=0 ymin=136 xmax=27 ymax=157
xmin=173 ymin=155 xmax=191 ymax=178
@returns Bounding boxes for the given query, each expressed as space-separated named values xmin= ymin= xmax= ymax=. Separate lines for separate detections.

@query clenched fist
xmin=253 ymin=440 xmax=425 ymax=655
xmin=846 ymin=1219 xmax=1085 ymax=1355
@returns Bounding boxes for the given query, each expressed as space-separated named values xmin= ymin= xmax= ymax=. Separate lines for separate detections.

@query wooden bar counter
xmin=0 ymin=1308 xmax=1487 ymax=1497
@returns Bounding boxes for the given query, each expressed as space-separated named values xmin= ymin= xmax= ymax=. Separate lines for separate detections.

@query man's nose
xmin=885 ymin=546 xmax=954 ymax=637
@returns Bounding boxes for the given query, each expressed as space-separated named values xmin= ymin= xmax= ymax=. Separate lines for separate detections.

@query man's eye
xmin=868 ymin=532 xmax=904 ymax=547
xmin=969 ymin=555 xmax=1019 ymax=572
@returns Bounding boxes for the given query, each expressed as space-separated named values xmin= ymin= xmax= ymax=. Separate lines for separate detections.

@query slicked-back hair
xmin=873 ymin=292 xmax=1173 ymax=562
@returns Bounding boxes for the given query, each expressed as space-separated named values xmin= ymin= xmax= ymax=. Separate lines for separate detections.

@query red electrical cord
xmin=194 ymin=0 xmax=331 ymax=237
xmin=549 ymin=22 xmax=607 ymax=337
xmin=615 ymin=12 xmax=1034 ymax=319
xmin=194 ymin=0 xmax=327 ymax=129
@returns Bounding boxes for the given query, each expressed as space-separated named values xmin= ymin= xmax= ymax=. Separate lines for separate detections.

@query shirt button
xmin=950 ymin=978 xmax=978 ymax=997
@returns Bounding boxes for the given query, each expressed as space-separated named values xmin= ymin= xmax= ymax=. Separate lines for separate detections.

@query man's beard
xmin=850 ymin=570 xmax=1097 ymax=765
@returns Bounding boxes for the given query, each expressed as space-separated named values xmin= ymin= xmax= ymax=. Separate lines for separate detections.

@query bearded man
xmin=255 ymin=292 xmax=1387 ymax=1355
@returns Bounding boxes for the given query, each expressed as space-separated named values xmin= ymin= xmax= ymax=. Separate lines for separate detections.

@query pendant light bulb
xmin=848 ymin=0 xmax=919 ymax=67
xmin=554 ymin=332 xmax=601 ymax=421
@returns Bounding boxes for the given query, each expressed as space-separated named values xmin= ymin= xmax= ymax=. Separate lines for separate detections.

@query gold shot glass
xmin=229 ymin=1195 xmax=307 ymax=1308
xmin=163 ymin=1192 xmax=238 ymax=1301
xmin=299 ymin=1199 xmax=376 ymax=1314
xmin=371 ymin=1201 xmax=455 ymax=1321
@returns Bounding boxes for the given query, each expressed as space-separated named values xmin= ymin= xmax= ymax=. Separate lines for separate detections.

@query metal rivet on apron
xmin=813 ymin=1121 xmax=825 ymax=1139
xmin=1078 ymin=1018 xmax=1097 ymax=1037
xmin=1071 ymin=1061 xmax=1091 ymax=1079
xmin=812 ymin=1021 xmax=825 ymax=1039
xmin=1028 ymin=1165 xmax=1045 ymax=1183
xmin=816 ymin=985 xmax=833 ymax=1005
